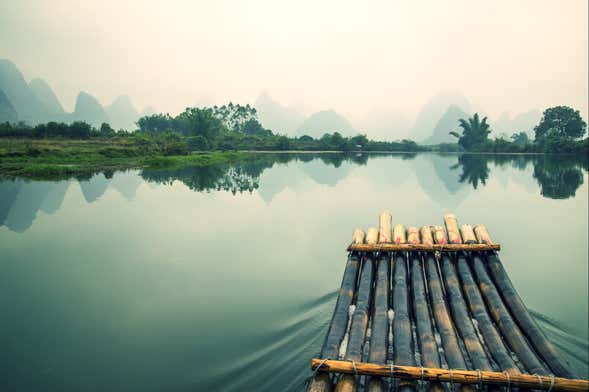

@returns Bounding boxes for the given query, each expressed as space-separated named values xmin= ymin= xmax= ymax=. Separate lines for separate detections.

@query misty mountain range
xmin=0 ymin=58 xmax=540 ymax=142
xmin=0 ymin=59 xmax=145 ymax=130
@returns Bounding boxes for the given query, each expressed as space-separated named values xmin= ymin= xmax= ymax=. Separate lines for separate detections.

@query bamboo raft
xmin=307 ymin=212 xmax=588 ymax=392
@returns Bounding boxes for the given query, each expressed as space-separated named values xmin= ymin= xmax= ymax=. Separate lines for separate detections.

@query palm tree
xmin=449 ymin=113 xmax=491 ymax=150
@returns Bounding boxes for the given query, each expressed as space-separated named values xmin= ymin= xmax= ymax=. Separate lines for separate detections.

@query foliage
xmin=534 ymin=106 xmax=587 ymax=141
xmin=450 ymin=113 xmax=491 ymax=150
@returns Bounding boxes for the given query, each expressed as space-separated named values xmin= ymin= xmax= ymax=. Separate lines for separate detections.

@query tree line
xmin=449 ymin=106 xmax=587 ymax=154
xmin=0 ymin=103 xmax=425 ymax=153
xmin=1 ymin=103 xmax=586 ymax=154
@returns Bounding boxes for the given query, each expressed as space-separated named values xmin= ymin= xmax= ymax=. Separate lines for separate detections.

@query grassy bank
xmin=0 ymin=138 xmax=247 ymax=179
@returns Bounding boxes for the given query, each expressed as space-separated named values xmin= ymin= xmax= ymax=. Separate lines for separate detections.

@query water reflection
xmin=0 ymin=153 xmax=586 ymax=232
xmin=451 ymin=154 xmax=490 ymax=189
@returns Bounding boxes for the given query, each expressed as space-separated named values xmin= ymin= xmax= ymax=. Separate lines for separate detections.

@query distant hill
xmin=412 ymin=92 xmax=472 ymax=142
xmin=0 ymin=59 xmax=50 ymax=124
xmin=0 ymin=59 xmax=152 ymax=130
xmin=255 ymin=92 xmax=305 ymax=135
xmin=356 ymin=109 xmax=411 ymax=141
xmin=106 ymin=95 xmax=139 ymax=130
xmin=73 ymin=91 xmax=108 ymax=127
xmin=424 ymin=104 xmax=470 ymax=144
xmin=492 ymin=109 xmax=541 ymax=139
xmin=0 ymin=89 xmax=18 ymax=123
xmin=29 ymin=78 xmax=65 ymax=116
xmin=296 ymin=110 xmax=356 ymax=138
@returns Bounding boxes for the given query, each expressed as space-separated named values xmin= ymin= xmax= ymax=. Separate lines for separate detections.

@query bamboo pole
xmin=310 ymin=360 xmax=589 ymax=392
xmin=460 ymin=225 xmax=477 ymax=244
xmin=432 ymin=225 xmax=448 ymax=245
xmin=455 ymin=254 xmax=520 ymax=375
xmin=321 ymin=254 xmax=361 ymax=358
xmin=366 ymin=254 xmax=390 ymax=392
xmin=379 ymin=212 xmax=392 ymax=243
xmin=485 ymin=252 xmax=576 ymax=378
xmin=366 ymin=228 xmax=379 ymax=245
xmin=440 ymin=254 xmax=492 ymax=371
xmin=410 ymin=252 xmax=444 ymax=392
xmin=334 ymin=256 xmax=375 ymax=392
xmin=308 ymin=373 xmax=332 ymax=392
xmin=393 ymin=224 xmax=407 ymax=244
xmin=444 ymin=214 xmax=462 ymax=244
xmin=424 ymin=254 xmax=468 ymax=370
xmin=347 ymin=243 xmax=500 ymax=252
xmin=470 ymin=254 xmax=547 ymax=374
xmin=471 ymin=226 xmax=573 ymax=376
xmin=352 ymin=229 xmax=365 ymax=245
xmin=407 ymin=227 xmax=420 ymax=244
xmin=308 ymin=254 xmax=361 ymax=392
xmin=473 ymin=225 xmax=493 ymax=244
xmin=392 ymin=252 xmax=417 ymax=392
xmin=420 ymin=226 xmax=434 ymax=246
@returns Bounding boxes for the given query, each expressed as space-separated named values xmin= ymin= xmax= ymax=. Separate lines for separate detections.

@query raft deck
xmin=307 ymin=212 xmax=588 ymax=392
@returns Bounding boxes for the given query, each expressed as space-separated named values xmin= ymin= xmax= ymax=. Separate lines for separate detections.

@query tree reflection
xmin=140 ymin=153 xmax=367 ymax=194
xmin=449 ymin=153 xmax=587 ymax=199
xmin=451 ymin=155 xmax=490 ymax=189
xmin=533 ymin=156 xmax=585 ymax=199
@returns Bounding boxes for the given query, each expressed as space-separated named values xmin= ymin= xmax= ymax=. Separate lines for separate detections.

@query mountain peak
xmin=73 ymin=91 xmax=108 ymax=127
xmin=29 ymin=78 xmax=65 ymax=114
xmin=107 ymin=95 xmax=139 ymax=130
xmin=0 ymin=88 xmax=18 ymax=123
xmin=296 ymin=109 xmax=356 ymax=138
xmin=0 ymin=59 xmax=50 ymax=124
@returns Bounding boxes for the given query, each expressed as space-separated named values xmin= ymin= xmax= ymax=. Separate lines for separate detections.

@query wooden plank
xmin=311 ymin=360 xmax=589 ymax=392
xmin=347 ymin=243 xmax=500 ymax=252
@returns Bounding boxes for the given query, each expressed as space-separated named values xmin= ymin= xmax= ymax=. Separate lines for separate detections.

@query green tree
xmin=136 ymin=113 xmax=173 ymax=132
xmin=175 ymin=107 xmax=225 ymax=139
xmin=186 ymin=135 xmax=211 ymax=151
xmin=534 ymin=106 xmax=587 ymax=141
xmin=449 ymin=113 xmax=491 ymax=150
xmin=350 ymin=134 xmax=369 ymax=149
xmin=100 ymin=123 xmax=115 ymax=137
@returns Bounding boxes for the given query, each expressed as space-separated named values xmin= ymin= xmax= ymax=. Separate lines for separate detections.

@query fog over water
xmin=1 ymin=0 xmax=587 ymax=138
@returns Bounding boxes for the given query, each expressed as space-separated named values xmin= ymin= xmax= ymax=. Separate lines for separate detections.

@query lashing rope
xmin=311 ymin=358 xmax=329 ymax=378
xmin=477 ymin=369 xmax=483 ymax=391
xmin=504 ymin=371 xmax=511 ymax=392
xmin=420 ymin=366 xmax=425 ymax=392
xmin=548 ymin=374 xmax=556 ymax=392
xmin=449 ymin=368 xmax=455 ymax=392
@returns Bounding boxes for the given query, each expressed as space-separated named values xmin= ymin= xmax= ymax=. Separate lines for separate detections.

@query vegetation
xmin=0 ymin=137 xmax=246 ymax=179
xmin=450 ymin=106 xmax=588 ymax=154
xmin=0 ymin=103 xmax=587 ymax=179
xmin=450 ymin=113 xmax=491 ymax=150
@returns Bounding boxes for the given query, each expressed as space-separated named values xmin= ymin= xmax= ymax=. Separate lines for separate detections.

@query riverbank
xmin=0 ymin=138 xmax=247 ymax=179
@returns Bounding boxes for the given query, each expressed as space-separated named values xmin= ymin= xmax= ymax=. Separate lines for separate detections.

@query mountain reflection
xmin=0 ymin=153 xmax=586 ymax=232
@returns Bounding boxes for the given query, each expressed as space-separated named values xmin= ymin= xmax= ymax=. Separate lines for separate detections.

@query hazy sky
xmin=1 ymin=0 xmax=587 ymax=120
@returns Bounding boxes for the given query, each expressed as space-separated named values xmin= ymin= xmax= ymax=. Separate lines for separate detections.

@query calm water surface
xmin=1 ymin=153 xmax=587 ymax=391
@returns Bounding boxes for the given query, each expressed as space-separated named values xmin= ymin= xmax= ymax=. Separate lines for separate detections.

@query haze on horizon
xmin=1 ymin=0 xmax=587 ymax=129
